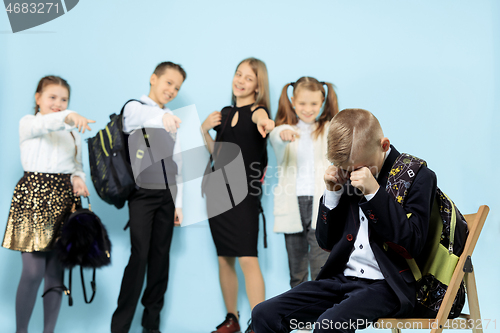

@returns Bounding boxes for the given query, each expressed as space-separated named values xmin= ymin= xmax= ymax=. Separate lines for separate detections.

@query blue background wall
xmin=1 ymin=1 xmax=499 ymax=332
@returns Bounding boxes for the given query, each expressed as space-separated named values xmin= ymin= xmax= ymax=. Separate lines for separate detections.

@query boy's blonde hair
xmin=327 ymin=108 xmax=384 ymax=165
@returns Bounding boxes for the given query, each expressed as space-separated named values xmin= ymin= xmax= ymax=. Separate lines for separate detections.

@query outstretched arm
xmin=20 ymin=110 xmax=93 ymax=143
xmin=123 ymin=101 xmax=181 ymax=133
xmin=251 ymin=108 xmax=275 ymax=138
xmin=269 ymin=125 xmax=297 ymax=165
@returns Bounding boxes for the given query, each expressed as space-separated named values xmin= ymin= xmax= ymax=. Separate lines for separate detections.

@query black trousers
xmin=252 ymin=274 xmax=400 ymax=333
xmin=111 ymin=187 xmax=176 ymax=333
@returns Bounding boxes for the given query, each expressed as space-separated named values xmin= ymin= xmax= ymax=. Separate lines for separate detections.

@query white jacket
xmin=269 ymin=123 xmax=330 ymax=233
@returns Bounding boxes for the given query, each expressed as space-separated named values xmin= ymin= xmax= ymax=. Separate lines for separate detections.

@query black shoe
xmin=143 ymin=328 xmax=161 ymax=333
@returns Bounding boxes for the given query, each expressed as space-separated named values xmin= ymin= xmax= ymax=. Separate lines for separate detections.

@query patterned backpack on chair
xmin=385 ymin=153 xmax=468 ymax=318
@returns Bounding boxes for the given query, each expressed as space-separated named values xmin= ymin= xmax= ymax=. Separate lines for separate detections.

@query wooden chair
xmin=375 ymin=205 xmax=490 ymax=333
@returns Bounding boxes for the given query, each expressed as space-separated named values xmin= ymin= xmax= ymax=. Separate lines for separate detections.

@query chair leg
xmin=465 ymin=271 xmax=483 ymax=333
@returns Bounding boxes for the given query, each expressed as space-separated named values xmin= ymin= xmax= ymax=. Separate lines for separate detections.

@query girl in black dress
xmin=202 ymin=58 xmax=275 ymax=333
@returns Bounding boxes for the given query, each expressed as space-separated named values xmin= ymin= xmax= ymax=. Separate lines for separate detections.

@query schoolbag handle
xmin=84 ymin=196 xmax=91 ymax=211
xmin=72 ymin=196 xmax=92 ymax=212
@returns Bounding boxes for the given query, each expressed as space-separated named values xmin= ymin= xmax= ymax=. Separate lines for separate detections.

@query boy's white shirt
xmin=122 ymin=95 xmax=183 ymax=208
xmin=19 ymin=109 xmax=86 ymax=184
xmin=321 ymin=148 xmax=392 ymax=280
xmin=269 ymin=123 xmax=330 ymax=233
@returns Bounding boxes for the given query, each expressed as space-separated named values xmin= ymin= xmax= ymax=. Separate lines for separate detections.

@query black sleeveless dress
xmin=208 ymin=104 xmax=268 ymax=257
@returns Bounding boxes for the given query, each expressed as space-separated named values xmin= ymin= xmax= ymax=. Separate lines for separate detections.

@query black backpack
xmin=43 ymin=197 xmax=111 ymax=305
xmin=385 ymin=153 xmax=468 ymax=318
xmin=87 ymin=100 xmax=143 ymax=209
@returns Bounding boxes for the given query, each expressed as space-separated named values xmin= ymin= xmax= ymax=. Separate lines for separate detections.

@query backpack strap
xmin=385 ymin=153 xmax=427 ymax=281
xmin=121 ymin=99 xmax=148 ymax=231
xmin=80 ymin=267 xmax=97 ymax=304
xmin=251 ymin=105 xmax=269 ymax=184
xmin=435 ymin=188 xmax=460 ymax=254
xmin=44 ymin=266 xmax=97 ymax=306
xmin=214 ymin=107 xmax=238 ymax=153
xmin=256 ymin=197 xmax=268 ymax=248
xmin=386 ymin=153 xmax=427 ymax=205
xmin=41 ymin=269 xmax=73 ymax=306
xmin=202 ymin=107 xmax=238 ymax=196
xmin=120 ymin=99 xmax=145 ymax=116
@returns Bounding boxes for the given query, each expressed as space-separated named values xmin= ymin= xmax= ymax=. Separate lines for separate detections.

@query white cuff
xmin=174 ymin=176 xmax=183 ymax=208
xmin=142 ymin=114 xmax=164 ymax=129
xmin=323 ymin=188 xmax=342 ymax=210
xmin=71 ymin=171 xmax=86 ymax=185
xmin=62 ymin=110 xmax=78 ymax=129
xmin=364 ymin=187 xmax=379 ymax=201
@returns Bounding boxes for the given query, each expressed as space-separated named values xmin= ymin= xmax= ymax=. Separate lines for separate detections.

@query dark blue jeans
xmin=252 ymin=274 xmax=399 ymax=333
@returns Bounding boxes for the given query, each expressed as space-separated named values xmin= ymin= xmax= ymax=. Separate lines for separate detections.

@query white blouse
xmin=296 ymin=120 xmax=315 ymax=196
xmin=19 ymin=109 xmax=86 ymax=184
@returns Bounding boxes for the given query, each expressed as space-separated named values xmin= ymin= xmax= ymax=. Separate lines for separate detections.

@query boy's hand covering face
xmin=324 ymin=165 xmax=380 ymax=196
xmin=324 ymin=165 xmax=350 ymax=192
xmin=350 ymin=167 xmax=379 ymax=196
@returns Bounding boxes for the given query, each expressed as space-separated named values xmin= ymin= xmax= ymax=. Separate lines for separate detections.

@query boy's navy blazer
xmin=315 ymin=146 xmax=437 ymax=317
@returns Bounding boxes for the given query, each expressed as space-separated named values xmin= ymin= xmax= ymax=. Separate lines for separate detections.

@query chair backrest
xmin=376 ymin=205 xmax=489 ymax=333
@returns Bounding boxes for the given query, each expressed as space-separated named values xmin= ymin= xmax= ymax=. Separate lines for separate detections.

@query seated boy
xmin=111 ymin=61 xmax=186 ymax=333
xmin=252 ymin=108 xmax=437 ymax=333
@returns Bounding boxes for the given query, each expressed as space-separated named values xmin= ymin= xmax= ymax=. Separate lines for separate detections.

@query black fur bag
xmin=43 ymin=197 xmax=111 ymax=306
xmin=56 ymin=197 xmax=111 ymax=268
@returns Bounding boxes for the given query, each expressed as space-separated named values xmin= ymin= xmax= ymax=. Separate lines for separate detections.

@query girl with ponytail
xmin=2 ymin=75 xmax=94 ymax=333
xmin=270 ymin=76 xmax=338 ymax=288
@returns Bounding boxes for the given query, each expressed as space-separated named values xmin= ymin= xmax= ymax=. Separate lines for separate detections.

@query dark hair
xmin=34 ymin=76 xmax=71 ymax=114
xmin=153 ymin=61 xmax=187 ymax=81
xmin=275 ymin=76 xmax=338 ymax=139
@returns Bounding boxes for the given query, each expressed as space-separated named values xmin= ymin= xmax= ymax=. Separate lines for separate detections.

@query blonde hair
xmin=275 ymin=76 xmax=338 ymax=139
xmin=327 ymin=108 xmax=384 ymax=165
xmin=232 ymin=57 xmax=270 ymax=112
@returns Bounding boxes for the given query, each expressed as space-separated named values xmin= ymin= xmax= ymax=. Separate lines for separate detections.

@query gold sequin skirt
xmin=2 ymin=172 xmax=78 ymax=252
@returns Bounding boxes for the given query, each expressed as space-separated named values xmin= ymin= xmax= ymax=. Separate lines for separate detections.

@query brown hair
xmin=275 ymin=77 xmax=338 ymax=139
xmin=34 ymin=76 xmax=70 ymax=114
xmin=326 ymin=108 xmax=384 ymax=166
xmin=232 ymin=57 xmax=271 ymax=113
xmin=153 ymin=61 xmax=187 ymax=81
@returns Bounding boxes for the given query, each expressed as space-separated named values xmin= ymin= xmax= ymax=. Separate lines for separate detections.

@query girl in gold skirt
xmin=2 ymin=76 xmax=95 ymax=333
